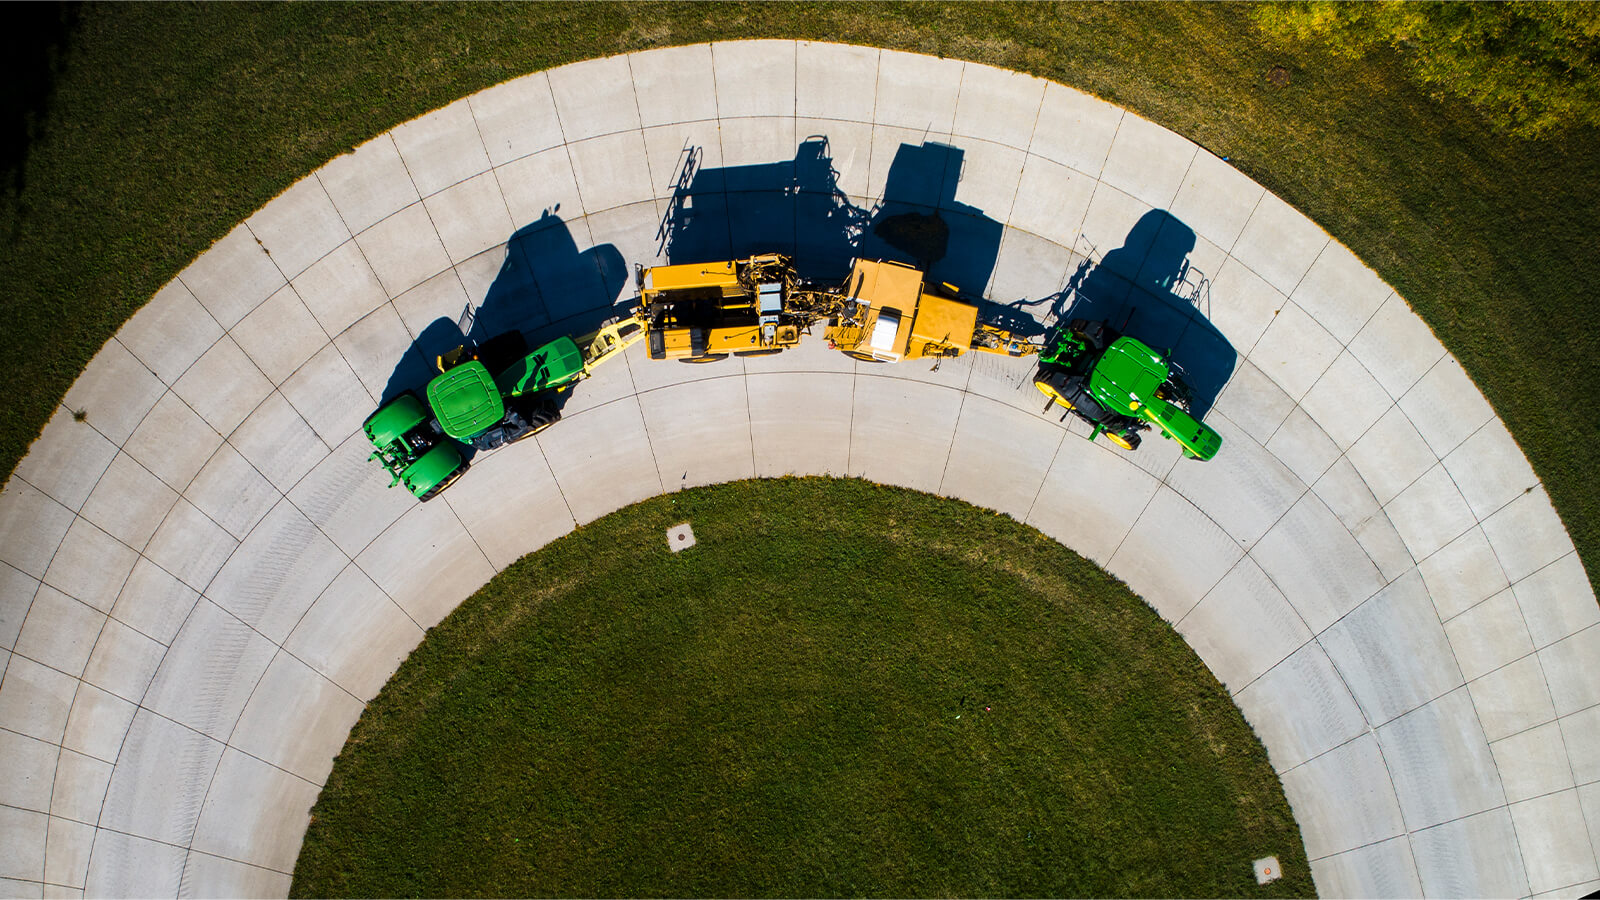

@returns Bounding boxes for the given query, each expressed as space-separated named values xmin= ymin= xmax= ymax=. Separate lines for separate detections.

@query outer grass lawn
xmin=292 ymin=478 xmax=1312 ymax=899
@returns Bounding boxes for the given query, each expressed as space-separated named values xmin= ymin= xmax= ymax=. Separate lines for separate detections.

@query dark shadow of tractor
xmin=378 ymin=210 xmax=628 ymax=460
xmin=658 ymin=136 xmax=1012 ymax=329
xmin=1044 ymin=209 xmax=1235 ymax=417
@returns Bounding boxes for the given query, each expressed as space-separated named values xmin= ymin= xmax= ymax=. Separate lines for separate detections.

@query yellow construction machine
xmin=632 ymin=254 xmax=1038 ymax=364
xmin=822 ymin=258 xmax=1037 ymax=362
xmin=633 ymin=254 xmax=838 ymax=362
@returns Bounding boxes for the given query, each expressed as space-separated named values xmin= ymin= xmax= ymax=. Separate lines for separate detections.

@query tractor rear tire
xmin=525 ymin=405 xmax=561 ymax=436
xmin=417 ymin=463 xmax=467 ymax=502
xmin=1033 ymin=370 xmax=1075 ymax=410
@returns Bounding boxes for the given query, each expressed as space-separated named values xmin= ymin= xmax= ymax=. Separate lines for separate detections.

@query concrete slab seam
xmin=184 ymin=843 xmax=298 ymax=879
xmin=933 ymin=389 xmax=972 ymax=500
xmin=1014 ymin=67 xmax=1050 ymax=164
xmin=84 ymin=820 xmax=295 ymax=877
xmin=124 ymin=696 xmax=321 ymax=806
xmin=313 ymin=167 xmax=416 ymax=294
xmin=632 ymin=393 xmax=670 ymax=500
xmin=1262 ymin=350 xmax=1385 ymax=452
xmin=238 ymin=220 xmax=378 ymax=434
xmin=1019 ymin=430 xmax=1071 ymax=528
xmin=1284 ymin=241 xmax=1334 ymax=317
xmin=1396 ymin=355 xmax=1481 ymax=460
xmin=382 ymin=161 xmax=460 ymax=310
xmin=623 ymin=53 xmax=659 ymax=213
xmin=711 ymin=48 xmax=740 ymax=260
xmin=843 ymin=360 xmax=859 ymax=478
xmin=1159 ymin=407 xmax=1308 ymax=561
xmin=742 ymin=363 xmax=760 ymax=481
xmin=1464 ymin=486 xmax=1573 ymax=785
xmin=936 ymin=63 xmax=971 ymax=233
xmin=1161 ymin=142 xmax=1201 ymax=214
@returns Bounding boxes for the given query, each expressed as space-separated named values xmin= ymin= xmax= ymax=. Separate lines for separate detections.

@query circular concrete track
xmin=1 ymin=42 xmax=1597 ymax=899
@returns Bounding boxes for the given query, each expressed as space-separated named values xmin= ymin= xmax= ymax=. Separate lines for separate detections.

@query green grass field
xmin=3 ymin=4 xmax=1596 ymax=598
xmin=291 ymin=478 xmax=1313 ymax=899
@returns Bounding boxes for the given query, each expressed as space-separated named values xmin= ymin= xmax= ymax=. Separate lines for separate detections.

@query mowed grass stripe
xmin=292 ymin=478 xmax=1311 ymax=898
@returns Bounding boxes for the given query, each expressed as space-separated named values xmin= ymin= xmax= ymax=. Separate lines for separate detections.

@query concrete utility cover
xmin=1256 ymin=855 xmax=1284 ymax=885
xmin=667 ymin=522 xmax=696 ymax=552
xmin=1 ymin=41 xmax=1596 ymax=900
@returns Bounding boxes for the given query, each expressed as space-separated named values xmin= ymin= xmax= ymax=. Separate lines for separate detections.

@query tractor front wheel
xmin=1033 ymin=370 xmax=1075 ymax=410
xmin=1106 ymin=429 xmax=1142 ymax=451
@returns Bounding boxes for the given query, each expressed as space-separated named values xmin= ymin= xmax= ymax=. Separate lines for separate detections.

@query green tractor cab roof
xmin=427 ymin=361 xmax=505 ymax=441
xmin=494 ymin=336 xmax=585 ymax=398
xmin=1089 ymin=337 xmax=1168 ymax=415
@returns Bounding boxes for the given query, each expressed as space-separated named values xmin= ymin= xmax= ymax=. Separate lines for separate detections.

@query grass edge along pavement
xmin=3 ymin=5 xmax=1596 ymax=584
xmin=291 ymin=477 xmax=1314 ymax=899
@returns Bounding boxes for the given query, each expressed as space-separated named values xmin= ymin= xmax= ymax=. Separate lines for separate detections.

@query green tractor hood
xmin=1138 ymin=397 xmax=1223 ymax=461
xmin=426 ymin=337 xmax=587 ymax=442
xmin=494 ymin=336 xmax=586 ymax=398
xmin=1089 ymin=338 xmax=1169 ymax=416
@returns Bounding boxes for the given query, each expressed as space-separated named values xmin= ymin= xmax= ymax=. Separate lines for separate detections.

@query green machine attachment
xmin=362 ymin=392 xmax=465 ymax=501
xmin=361 ymin=327 xmax=631 ymax=500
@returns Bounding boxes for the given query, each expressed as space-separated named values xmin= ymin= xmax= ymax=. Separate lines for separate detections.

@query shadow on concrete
xmin=857 ymin=141 xmax=1003 ymax=302
xmin=376 ymin=157 xmax=1233 ymax=432
xmin=1042 ymin=210 xmax=1235 ymax=416
xmin=658 ymin=135 xmax=870 ymax=283
xmin=658 ymin=136 xmax=1007 ymax=317
xmin=378 ymin=211 xmax=628 ymax=450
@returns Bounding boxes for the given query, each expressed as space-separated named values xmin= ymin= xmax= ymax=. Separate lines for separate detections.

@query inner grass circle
xmin=292 ymin=478 xmax=1311 ymax=898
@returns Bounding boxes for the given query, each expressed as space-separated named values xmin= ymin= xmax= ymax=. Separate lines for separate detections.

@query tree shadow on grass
xmin=0 ymin=3 xmax=79 ymax=199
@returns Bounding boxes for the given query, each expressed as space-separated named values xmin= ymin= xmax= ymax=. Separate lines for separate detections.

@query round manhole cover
xmin=1267 ymin=65 xmax=1291 ymax=86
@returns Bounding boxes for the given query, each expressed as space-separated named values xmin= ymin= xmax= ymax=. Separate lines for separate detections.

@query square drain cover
xmin=667 ymin=523 xmax=696 ymax=552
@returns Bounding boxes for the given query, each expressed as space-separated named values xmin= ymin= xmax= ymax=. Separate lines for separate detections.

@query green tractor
xmin=1033 ymin=319 xmax=1222 ymax=461
xmin=363 ymin=319 xmax=642 ymax=500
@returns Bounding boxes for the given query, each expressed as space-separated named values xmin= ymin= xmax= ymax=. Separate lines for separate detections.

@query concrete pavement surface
xmin=2 ymin=42 xmax=1597 ymax=898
